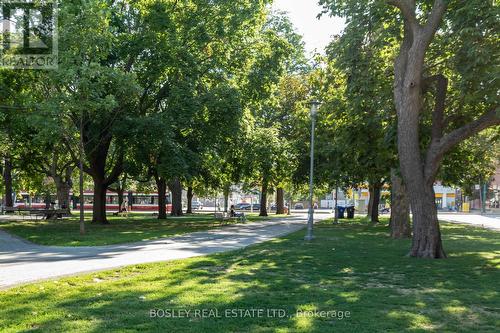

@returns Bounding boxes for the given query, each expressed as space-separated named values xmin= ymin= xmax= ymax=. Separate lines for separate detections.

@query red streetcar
xmin=13 ymin=191 xmax=172 ymax=212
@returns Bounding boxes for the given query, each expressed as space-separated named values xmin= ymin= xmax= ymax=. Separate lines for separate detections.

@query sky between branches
xmin=272 ymin=0 xmax=345 ymax=55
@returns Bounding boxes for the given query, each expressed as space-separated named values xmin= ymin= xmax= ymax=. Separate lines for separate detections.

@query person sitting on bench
xmin=230 ymin=205 xmax=245 ymax=218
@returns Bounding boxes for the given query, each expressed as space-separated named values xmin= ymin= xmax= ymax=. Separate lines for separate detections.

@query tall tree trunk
xmin=390 ymin=170 xmax=411 ymax=238
xmin=54 ymin=177 xmax=71 ymax=211
xmin=156 ymin=177 xmax=167 ymax=220
xmin=223 ymin=184 xmax=230 ymax=213
xmin=333 ymin=187 xmax=339 ymax=223
xmin=394 ymin=49 xmax=447 ymax=256
xmin=369 ymin=182 xmax=381 ymax=223
xmin=44 ymin=192 xmax=51 ymax=209
xmin=92 ymin=179 xmax=108 ymax=224
xmin=3 ymin=157 xmax=13 ymax=207
xmin=395 ymin=70 xmax=446 ymax=257
xmin=169 ymin=178 xmax=183 ymax=216
xmin=395 ymin=63 xmax=446 ymax=256
xmin=111 ymin=176 xmax=126 ymax=213
xmin=260 ymin=181 xmax=268 ymax=217
xmin=276 ymin=187 xmax=285 ymax=214
xmin=390 ymin=0 xmax=498 ymax=257
xmin=186 ymin=186 xmax=193 ymax=214
xmin=391 ymin=4 xmax=447 ymax=258
xmin=82 ymin=134 xmax=122 ymax=225
xmin=52 ymin=165 xmax=73 ymax=213
xmin=397 ymin=109 xmax=446 ymax=257
xmin=367 ymin=184 xmax=374 ymax=218
xmin=117 ymin=188 xmax=124 ymax=212
xmin=407 ymin=182 xmax=445 ymax=258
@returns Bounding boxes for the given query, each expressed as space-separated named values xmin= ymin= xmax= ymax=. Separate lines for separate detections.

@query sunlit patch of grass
xmin=293 ymin=313 xmax=314 ymax=330
xmin=338 ymin=292 xmax=360 ymax=303
xmin=387 ymin=310 xmax=438 ymax=330
xmin=0 ymin=218 xmax=498 ymax=332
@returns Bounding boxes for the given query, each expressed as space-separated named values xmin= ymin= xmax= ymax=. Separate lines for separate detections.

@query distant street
xmin=438 ymin=213 xmax=500 ymax=231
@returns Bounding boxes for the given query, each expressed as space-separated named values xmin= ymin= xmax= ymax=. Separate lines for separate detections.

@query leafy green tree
xmin=319 ymin=14 xmax=396 ymax=223
xmin=0 ymin=70 xmax=34 ymax=207
xmin=45 ymin=0 xmax=141 ymax=224
xmin=388 ymin=0 xmax=499 ymax=258
xmin=129 ymin=0 xmax=273 ymax=216
xmin=273 ymin=74 xmax=311 ymax=214
xmin=321 ymin=0 xmax=500 ymax=257
xmin=244 ymin=127 xmax=294 ymax=216
xmin=240 ymin=12 xmax=308 ymax=216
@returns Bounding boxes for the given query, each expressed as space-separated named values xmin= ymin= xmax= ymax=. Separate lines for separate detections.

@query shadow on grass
xmin=0 ymin=218 xmax=498 ymax=332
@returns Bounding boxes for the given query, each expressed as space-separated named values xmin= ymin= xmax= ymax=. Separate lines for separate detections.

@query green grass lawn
xmin=0 ymin=213 xmax=287 ymax=246
xmin=1 ymin=218 xmax=498 ymax=332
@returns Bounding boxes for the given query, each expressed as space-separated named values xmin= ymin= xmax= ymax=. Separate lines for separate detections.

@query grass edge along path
xmin=0 ymin=213 xmax=289 ymax=247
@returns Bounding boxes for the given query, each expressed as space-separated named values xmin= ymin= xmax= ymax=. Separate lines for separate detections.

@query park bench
xmin=214 ymin=212 xmax=246 ymax=226
xmin=3 ymin=207 xmax=70 ymax=220
xmin=2 ymin=207 xmax=17 ymax=214
xmin=214 ymin=212 xmax=231 ymax=226
xmin=41 ymin=209 xmax=71 ymax=220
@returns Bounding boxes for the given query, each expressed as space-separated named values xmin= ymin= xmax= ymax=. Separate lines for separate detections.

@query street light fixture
xmin=305 ymin=99 xmax=320 ymax=241
xmin=79 ymin=113 xmax=85 ymax=235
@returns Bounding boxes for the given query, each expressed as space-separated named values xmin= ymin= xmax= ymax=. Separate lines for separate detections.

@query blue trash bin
xmin=337 ymin=206 xmax=346 ymax=219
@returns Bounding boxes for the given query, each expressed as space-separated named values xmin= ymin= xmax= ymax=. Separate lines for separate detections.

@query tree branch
xmin=104 ymin=152 xmax=124 ymax=187
xmin=438 ymin=107 xmax=499 ymax=156
xmin=387 ymin=0 xmax=420 ymax=32
xmin=421 ymin=0 xmax=447 ymax=46
xmin=124 ymin=54 xmax=136 ymax=73
xmin=425 ymin=106 xmax=499 ymax=183
xmin=50 ymin=148 xmax=58 ymax=178
xmin=62 ymin=137 xmax=92 ymax=174
xmin=393 ymin=19 xmax=414 ymax=111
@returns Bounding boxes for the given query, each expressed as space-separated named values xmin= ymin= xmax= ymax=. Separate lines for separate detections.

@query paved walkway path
xmin=438 ymin=213 xmax=500 ymax=231
xmin=0 ymin=214 xmax=323 ymax=289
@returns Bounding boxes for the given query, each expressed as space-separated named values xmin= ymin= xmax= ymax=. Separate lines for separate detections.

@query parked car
xmin=242 ymin=203 xmax=260 ymax=210
xmin=235 ymin=203 xmax=251 ymax=210
xmin=191 ymin=201 xmax=203 ymax=210
xmin=251 ymin=203 xmax=260 ymax=211
xmin=294 ymin=203 xmax=304 ymax=209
